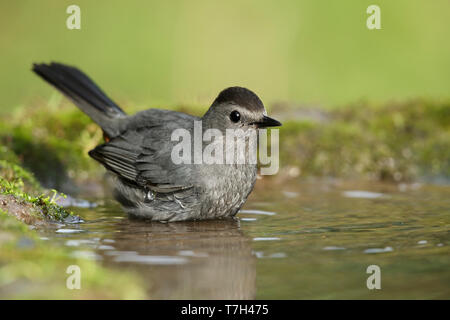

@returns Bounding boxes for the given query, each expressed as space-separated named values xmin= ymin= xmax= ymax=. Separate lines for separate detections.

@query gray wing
xmin=89 ymin=109 xmax=198 ymax=193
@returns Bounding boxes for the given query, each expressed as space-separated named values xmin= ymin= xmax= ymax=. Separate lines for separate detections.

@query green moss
xmin=0 ymin=104 xmax=103 ymax=189
xmin=0 ymin=159 xmax=76 ymax=223
xmin=279 ymin=99 xmax=450 ymax=182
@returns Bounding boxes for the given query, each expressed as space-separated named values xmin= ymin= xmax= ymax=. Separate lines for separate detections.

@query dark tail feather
xmin=32 ymin=62 xmax=126 ymax=137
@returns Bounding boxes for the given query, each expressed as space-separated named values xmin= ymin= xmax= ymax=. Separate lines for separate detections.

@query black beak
xmin=254 ymin=115 xmax=282 ymax=128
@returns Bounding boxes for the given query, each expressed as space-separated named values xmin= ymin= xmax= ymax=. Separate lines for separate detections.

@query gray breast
xmin=198 ymin=163 xmax=257 ymax=219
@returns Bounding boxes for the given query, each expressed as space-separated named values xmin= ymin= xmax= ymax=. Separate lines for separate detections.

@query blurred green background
xmin=0 ymin=0 xmax=449 ymax=113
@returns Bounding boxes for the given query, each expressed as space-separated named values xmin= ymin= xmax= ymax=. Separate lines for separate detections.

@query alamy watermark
xmin=66 ymin=5 xmax=81 ymax=30
xmin=66 ymin=265 xmax=81 ymax=289
xmin=366 ymin=265 xmax=381 ymax=290
xmin=367 ymin=5 xmax=381 ymax=30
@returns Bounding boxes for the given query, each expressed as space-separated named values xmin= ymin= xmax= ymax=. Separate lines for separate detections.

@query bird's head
xmin=202 ymin=87 xmax=282 ymax=131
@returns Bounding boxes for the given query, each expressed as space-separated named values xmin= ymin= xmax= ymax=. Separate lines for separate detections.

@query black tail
xmin=33 ymin=62 xmax=126 ymax=137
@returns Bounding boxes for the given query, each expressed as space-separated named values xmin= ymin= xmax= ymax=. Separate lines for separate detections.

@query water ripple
xmin=240 ymin=209 xmax=276 ymax=216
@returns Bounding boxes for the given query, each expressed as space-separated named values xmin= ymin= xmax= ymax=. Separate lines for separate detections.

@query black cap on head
xmin=213 ymin=86 xmax=265 ymax=112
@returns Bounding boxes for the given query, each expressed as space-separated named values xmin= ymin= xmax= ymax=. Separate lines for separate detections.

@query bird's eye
xmin=230 ymin=110 xmax=241 ymax=123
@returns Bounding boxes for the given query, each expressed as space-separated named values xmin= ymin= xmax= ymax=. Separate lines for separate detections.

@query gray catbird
xmin=32 ymin=62 xmax=281 ymax=221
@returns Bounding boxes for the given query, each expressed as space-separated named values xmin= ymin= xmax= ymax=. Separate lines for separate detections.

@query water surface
xmin=39 ymin=179 xmax=450 ymax=299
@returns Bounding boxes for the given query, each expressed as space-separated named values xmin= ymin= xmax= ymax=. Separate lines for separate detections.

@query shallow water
xmin=39 ymin=179 xmax=450 ymax=299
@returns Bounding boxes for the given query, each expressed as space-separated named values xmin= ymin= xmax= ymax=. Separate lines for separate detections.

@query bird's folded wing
xmin=89 ymin=128 xmax=194 ymax=193
xmin=89 ymin=143 xmax=138 ymax=182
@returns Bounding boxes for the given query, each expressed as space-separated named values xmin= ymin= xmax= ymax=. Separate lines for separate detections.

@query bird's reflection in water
xmin=98 ymin=217 xmax=256 ymax=299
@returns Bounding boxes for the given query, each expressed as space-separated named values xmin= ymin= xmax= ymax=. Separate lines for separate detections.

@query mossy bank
xmin=274 ymin=99 xmax=449 ymax=182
